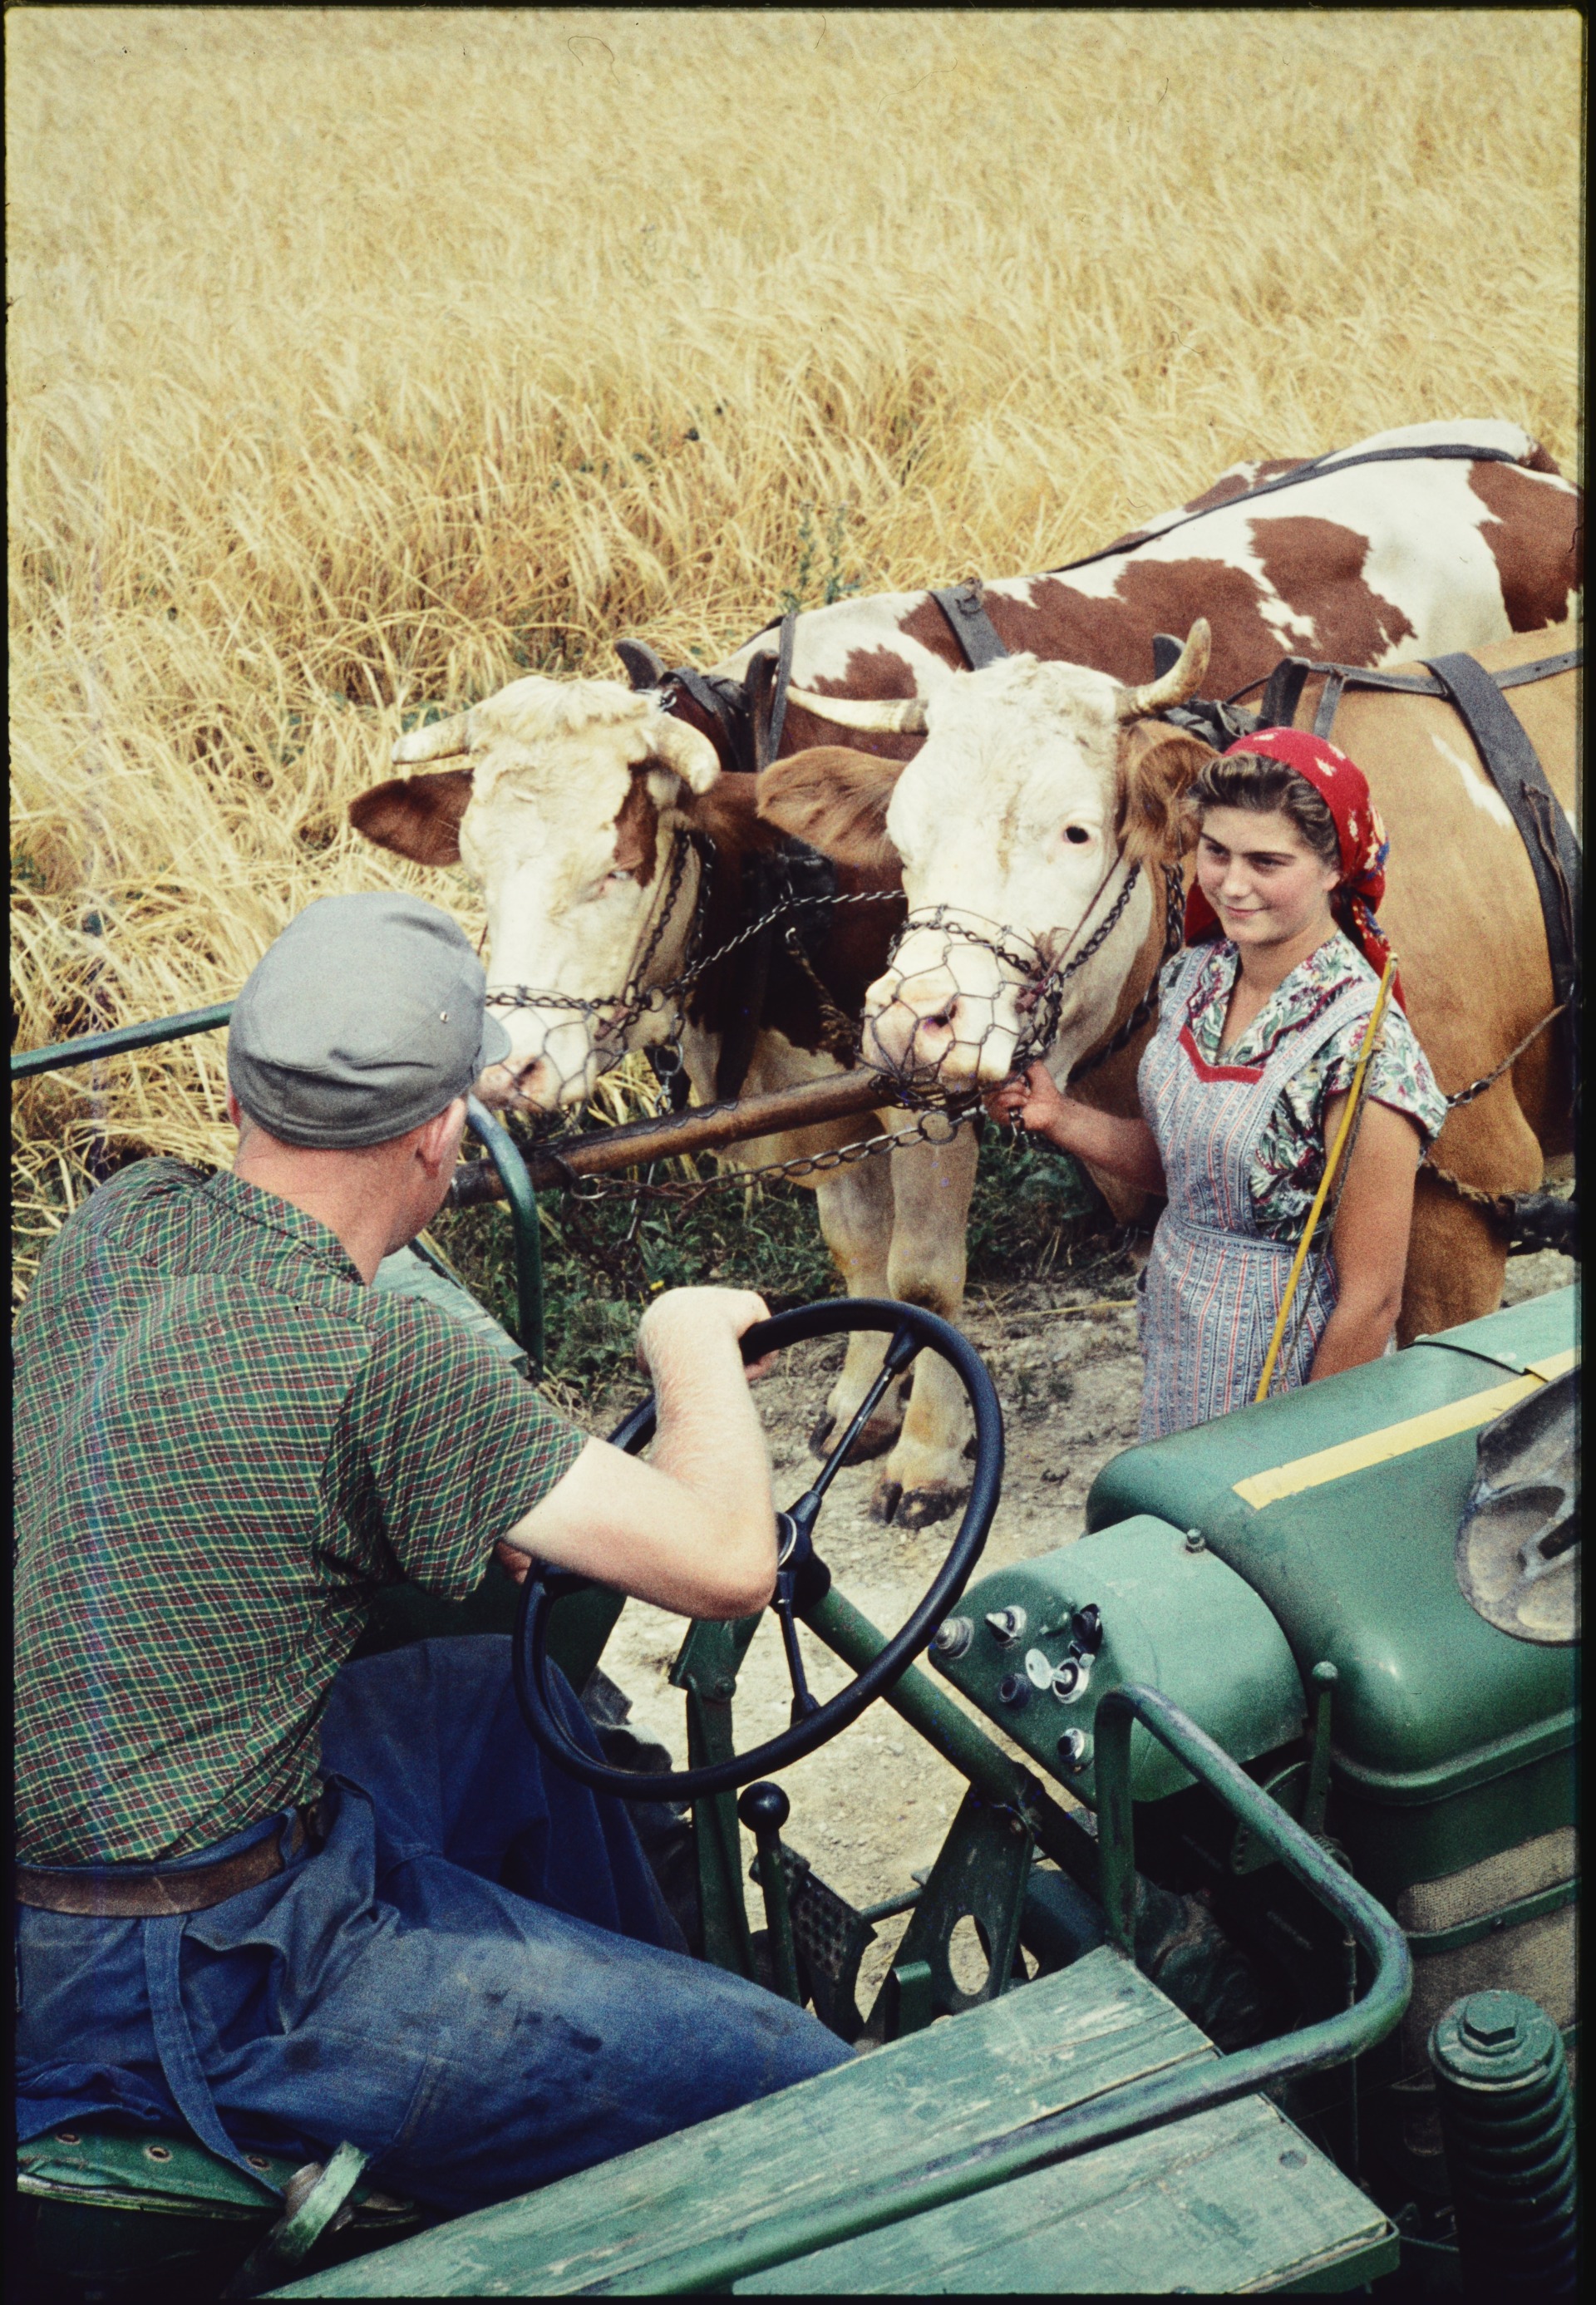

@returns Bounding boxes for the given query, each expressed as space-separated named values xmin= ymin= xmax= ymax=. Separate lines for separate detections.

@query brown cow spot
xmin=1469 ymin=461 xmax=1583 ymax=633
xmin=777 ymin=636 xmax=934 ymax=766
xmin=1013 ymin=561 xmax=1285 ymax=695
xmin=896 ymin=597 xmax=1007 ymax=677
xmin=1253 ymin=515 xmax=1416 ymax=666
xmin=1170 ymin=456 xmax=1316 ymax=527
xmin=1520 ymin=441 xmax=1565 ymax=477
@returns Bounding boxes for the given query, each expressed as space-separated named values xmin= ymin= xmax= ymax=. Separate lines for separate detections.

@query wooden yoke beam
xmin=446 ymin=1068 xmax=913 ymax=1206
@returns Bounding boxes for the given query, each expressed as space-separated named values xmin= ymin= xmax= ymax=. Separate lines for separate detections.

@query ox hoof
xmin=810 ymin=1412 xmax=899 ymax=1466
xmin=894 ymin=1480 xmax=968 ymax=1532
xmin=869 ymin=1477 xmax=966 ymax=1529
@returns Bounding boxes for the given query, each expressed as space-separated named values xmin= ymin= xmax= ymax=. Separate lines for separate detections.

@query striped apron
xmin=1135 ymin=944 xmax=1372 ymax=1441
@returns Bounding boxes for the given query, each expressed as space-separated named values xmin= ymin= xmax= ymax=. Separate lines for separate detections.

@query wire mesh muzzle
xmin=481 ymin=988 xmax=678 ymax=1119
xmin=865 ymin=909 xmax=1053 ymax=1096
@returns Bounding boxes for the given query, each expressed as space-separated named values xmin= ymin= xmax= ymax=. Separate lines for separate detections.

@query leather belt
xmin=16 ymin=1806 xmax=315 ymax=1918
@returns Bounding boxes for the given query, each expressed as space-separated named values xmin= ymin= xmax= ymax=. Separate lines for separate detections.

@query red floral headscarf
xmin=1185 ymin=726 xmax=1404 ymax=1007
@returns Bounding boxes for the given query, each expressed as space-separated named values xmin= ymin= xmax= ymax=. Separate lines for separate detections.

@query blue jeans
xmin=16 ymin=1638 xmax=850 ymax=2215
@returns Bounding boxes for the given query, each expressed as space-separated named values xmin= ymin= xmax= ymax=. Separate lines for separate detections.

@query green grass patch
xmin=427 ymin=1122 xmax=1116 ymax=1395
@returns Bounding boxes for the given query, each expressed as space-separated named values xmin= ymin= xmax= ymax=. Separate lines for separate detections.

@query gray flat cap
xmin=228 ymin=893 xmax=512 ymax=1149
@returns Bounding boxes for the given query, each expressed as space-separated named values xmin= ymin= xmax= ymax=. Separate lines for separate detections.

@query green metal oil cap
xmin=1429 ymin=1990 xmax=1561 ymax=2086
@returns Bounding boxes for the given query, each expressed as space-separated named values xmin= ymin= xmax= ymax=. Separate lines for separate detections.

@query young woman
xmin=988 ymin=728 xmax=1447 ymax=1440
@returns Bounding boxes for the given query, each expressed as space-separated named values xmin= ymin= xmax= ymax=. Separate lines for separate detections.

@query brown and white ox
xmin=350 ymin=419 xmax=1579 ymax=1528
xmin=758 ymin=616 xmax=1579 ymax=1376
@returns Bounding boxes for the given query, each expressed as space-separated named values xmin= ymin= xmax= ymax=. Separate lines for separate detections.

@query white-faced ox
xmin=788 ymin=642 xmax=1215 ymax=1102
xmin=758 ymin=617 xmax=1579 ymax=1354
xmin=349 ymin=417 xmax=1579 ymax=1528
xmin=347 ymin=676 xmax=988 ymax=1530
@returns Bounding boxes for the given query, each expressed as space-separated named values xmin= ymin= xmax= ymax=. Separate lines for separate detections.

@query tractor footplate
xmin=753 ymin=1844 xmax=879 ymax=2039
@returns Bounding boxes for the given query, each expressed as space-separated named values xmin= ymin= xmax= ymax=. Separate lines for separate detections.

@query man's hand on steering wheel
xmin=496 ymin=1281 xmax=781 ymax=1623
xmin=638 ymin=1286 xmax=781 ymax=1385
xmin=513 ymin=1298 xmax=1004 ymax=1805
xmin=493 ymin=1290 xmax=779 ymax=1594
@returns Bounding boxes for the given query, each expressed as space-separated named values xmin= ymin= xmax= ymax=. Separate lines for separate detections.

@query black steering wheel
xmin=513 ymin=1298 xmax=1003 ymax=1803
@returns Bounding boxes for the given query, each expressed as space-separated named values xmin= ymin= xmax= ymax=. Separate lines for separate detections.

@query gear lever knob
xmin=737 ymin=1780 xmax=791 ymax=1835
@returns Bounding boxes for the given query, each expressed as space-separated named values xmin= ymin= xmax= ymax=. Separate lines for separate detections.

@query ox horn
xmin=392 ymin=709 xmax=476 ymax=767
xmin=650 ymin=712 xmax=722 ymax=795
xmin=1116 ymin=619 xmax=1212 ymax=719
xmin=786 ymin=685 xmax=929 ymax=735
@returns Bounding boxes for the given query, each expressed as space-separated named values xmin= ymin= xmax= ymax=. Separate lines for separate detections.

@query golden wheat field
xmin=7 ymin=6 xmax=1583 ymax=1297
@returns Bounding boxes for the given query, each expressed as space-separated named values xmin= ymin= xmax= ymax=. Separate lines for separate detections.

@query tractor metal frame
xmin=19 ymin=998 xmax=1571 ymax=2298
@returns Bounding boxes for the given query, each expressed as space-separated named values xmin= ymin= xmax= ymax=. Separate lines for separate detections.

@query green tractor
xmin=16 ymin=1273 xmax=1577 ymax=2298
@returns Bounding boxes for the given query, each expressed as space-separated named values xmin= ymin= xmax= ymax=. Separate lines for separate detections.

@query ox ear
xmin=347 ymin=769 xmax=475 ymax=866
xmin=1116 ymin=723 xmax=1215 ymax=864
xmin=756 ymin=746 xmax=904 ymax=874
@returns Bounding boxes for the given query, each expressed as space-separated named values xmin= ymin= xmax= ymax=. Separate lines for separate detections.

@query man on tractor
xmin=14 ymin=893 xmax=850 ymax=2221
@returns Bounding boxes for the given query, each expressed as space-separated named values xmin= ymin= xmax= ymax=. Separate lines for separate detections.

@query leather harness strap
xmin=1311 ymin=669 xmax=1347 ymax=740
xmin=1249 ymin=648 xmax=1582 ymax=724
xmin=1421 ymin=649 xmax=1580 ymax=1107
xmin=714 ymin=611 xmax=799 ymax=1101
xmin=614 ymin=638 xmax=761 ymax=778
xmin=756 ymin=611 xmax=800 ymax=771
xmin=930 ymin=582 xmax=1010 ymax=668
xmin=17 ymin=1807 xmax=315 ymax=1918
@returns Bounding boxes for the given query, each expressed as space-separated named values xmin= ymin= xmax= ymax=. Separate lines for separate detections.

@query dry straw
xmin=8 ymin=7 xmax=1581 ymax=1299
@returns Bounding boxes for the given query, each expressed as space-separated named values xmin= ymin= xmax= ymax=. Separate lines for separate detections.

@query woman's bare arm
xmin=986 ymin=1063 xmax=1167 ymax=1196
xmin=1308 ymin=1098 xmax=1421 ymax=1381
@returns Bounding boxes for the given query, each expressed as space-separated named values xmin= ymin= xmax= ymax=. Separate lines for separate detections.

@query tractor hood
xmin=1081 ymin=1288 xmax=1578 ymax=1885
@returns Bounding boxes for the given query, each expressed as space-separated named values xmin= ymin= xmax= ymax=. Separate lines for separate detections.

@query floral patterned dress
xmin=1135 ymin=931 xmax=1446 ymax=1439
xmin=1161 ymin=931 xmax=1447 ymax=1239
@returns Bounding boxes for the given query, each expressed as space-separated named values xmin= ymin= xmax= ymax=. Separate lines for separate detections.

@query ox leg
xmin=1398 ymin=1105 xmax=1546 ymax=1342
xmin=810 ymin=1152 xmax=905 ymax=1464
xmin=870 ymin=1118 xmax=982 ymax=1530
xmin=1397 ymin=1170 xmax=1512 ymax=1342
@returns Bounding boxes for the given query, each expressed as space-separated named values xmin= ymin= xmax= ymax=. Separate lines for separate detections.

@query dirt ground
xmin=579 ymin=1242 xmax=1577 ymax=1992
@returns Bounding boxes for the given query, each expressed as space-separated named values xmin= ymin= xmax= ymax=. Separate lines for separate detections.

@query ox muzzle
xmin=864 ymin=917 xmax=1032 ymax=1092
xmin=475 ymin=1002 xmax=619 ymax=1116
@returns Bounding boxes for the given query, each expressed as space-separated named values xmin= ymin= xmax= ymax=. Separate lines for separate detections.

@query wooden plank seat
xmin=274 ymin=1948 xmax=1395 ymax=2298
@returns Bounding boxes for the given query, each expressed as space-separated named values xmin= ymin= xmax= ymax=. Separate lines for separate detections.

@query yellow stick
xmin=1254 ymin=956 xmax=1398 ymax=1405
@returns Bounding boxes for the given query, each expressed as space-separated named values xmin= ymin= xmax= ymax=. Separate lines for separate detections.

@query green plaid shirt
xmin=14 ymin=1161 xmax=584 ymax=1865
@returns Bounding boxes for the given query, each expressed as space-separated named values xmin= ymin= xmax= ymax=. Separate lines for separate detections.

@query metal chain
xmin=485 ymin=840 xmax=905 ymax=1086
xmin=1012 ymin=859 xmax=1148 ymax=1066
xmin=1070 ymin=861 xmax=1187 ymax=1081
xmin=1435 ymin=1002 xmax=1567 ymax=1114
xmin=528 ymin=873 xmax=1148 ymax=1287
xmin=493 ymin=843 xmax=1160 ymax=1288
xmin=564 ymin=1101 xmax=974 ymax=1211
xmin=880 ymin=859 xmax=1147 ymax=1084
xmin=547 ymin=1099 xmax=978 ymax=1289
xmin=1418 ymin=1002 xmax=1569 ymax=1219
xmin=781 ymin=925 xmax=866 ymax=1066
xmin=484 ymin=826 xmax=708 ymax=1038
